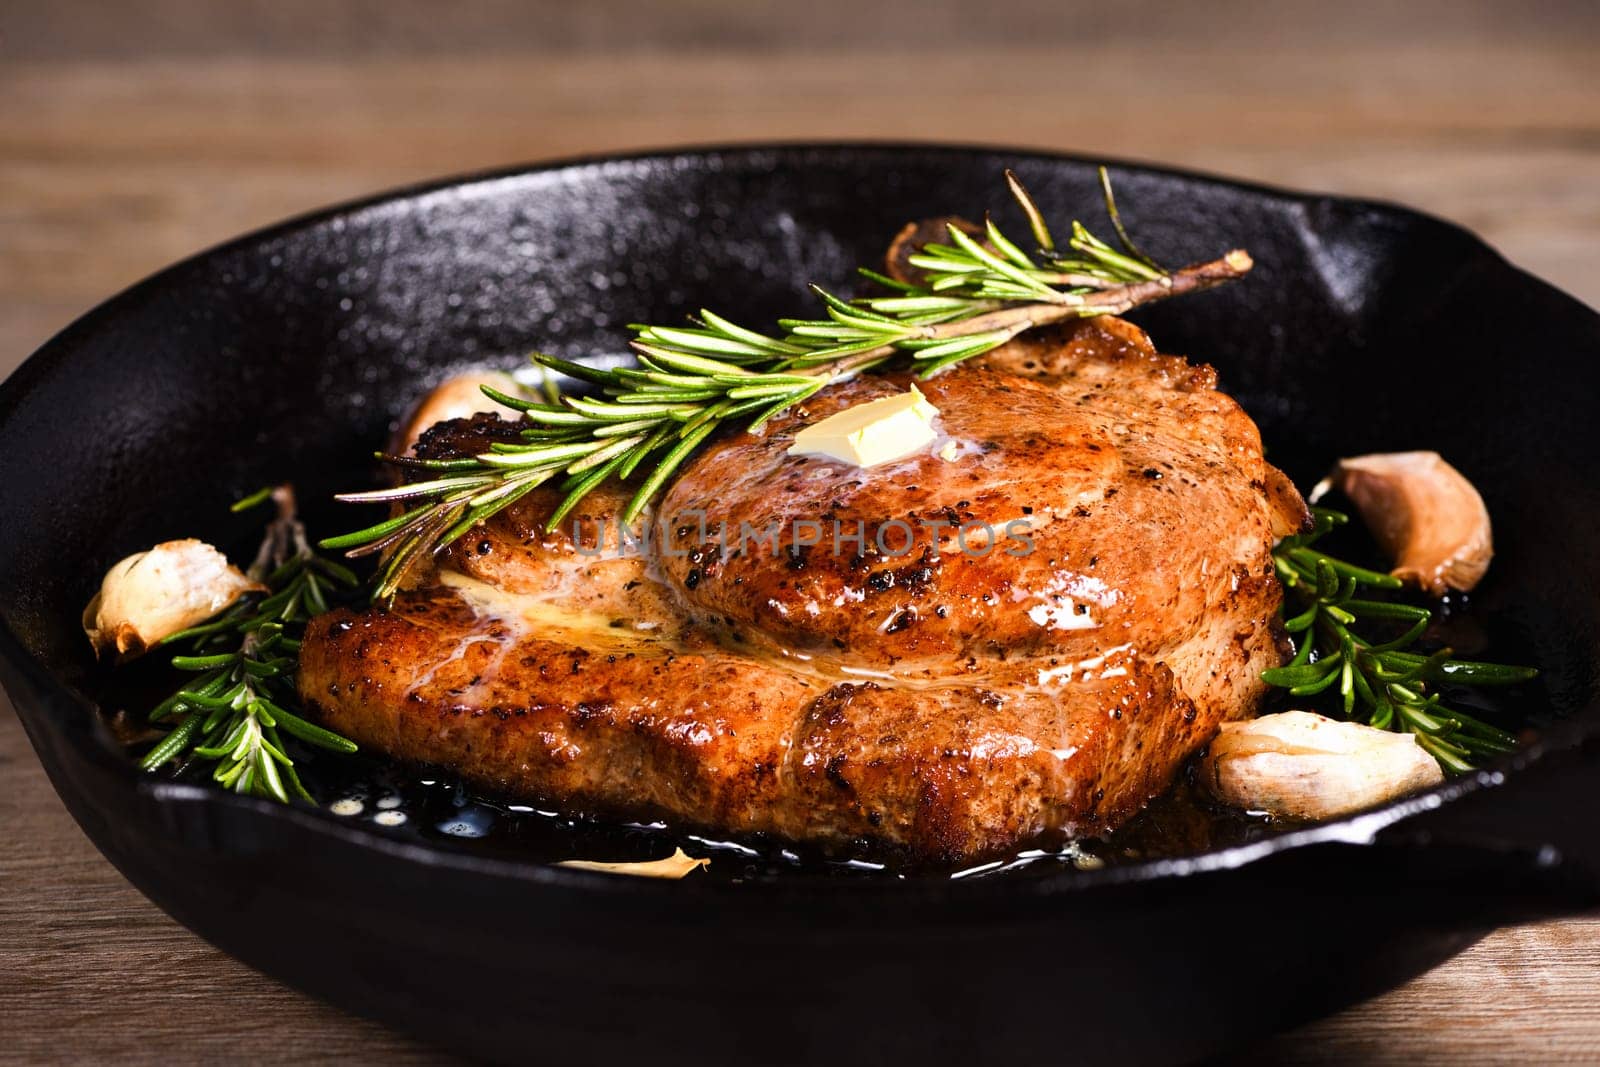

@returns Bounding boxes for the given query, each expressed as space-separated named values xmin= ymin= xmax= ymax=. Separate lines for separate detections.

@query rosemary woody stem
xmin=800 ymin=251 xmax=1256 ymax=378
xmin=936 ymin=251 xmax=1253 ymax=329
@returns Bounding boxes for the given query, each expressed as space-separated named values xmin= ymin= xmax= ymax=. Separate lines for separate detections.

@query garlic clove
xmin=1317 ymin=450 xmax=1492 ymax=596
xmin=83 ymin=539 xmax=264 ymax=661
xmin=554 ymin=847 xmax=710 ymax=879
xmin=390 ymin=370 xmax=525 ymax=456
xmin=1199 ymin=710 xmax=1443 ymax=820
xmin=884 ymin=216 xmax=985 ymax=287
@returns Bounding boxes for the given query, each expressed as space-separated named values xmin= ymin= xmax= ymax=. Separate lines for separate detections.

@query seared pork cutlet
xmin=301 ymin=316 xmax=1307 ymax=862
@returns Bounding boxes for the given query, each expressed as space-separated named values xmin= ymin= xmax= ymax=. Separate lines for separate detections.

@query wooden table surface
xmin=3 ymin=3 xmax=1597 ymax=1061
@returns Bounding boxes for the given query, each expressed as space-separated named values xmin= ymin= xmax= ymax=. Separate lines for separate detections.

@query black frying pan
xmin=3 ymin=145 xmax=1598 ymax=1064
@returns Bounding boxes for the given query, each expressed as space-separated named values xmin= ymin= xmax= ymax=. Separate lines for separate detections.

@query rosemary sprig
xmin=1265 ymin=507 xmax=1536 ymax=772
xmin=139 ymin=487 xmax=359 ymax=802
xmin=328 ymin=167 xmax=1253 ymax=598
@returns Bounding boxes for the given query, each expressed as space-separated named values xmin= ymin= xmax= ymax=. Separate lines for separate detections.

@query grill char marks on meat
xmin=300 ymin=316 xmax=1307 ymax=862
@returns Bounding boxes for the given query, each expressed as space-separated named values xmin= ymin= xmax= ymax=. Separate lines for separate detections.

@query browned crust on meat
xmin=301 ymin=590 xmax=1217 ymax=860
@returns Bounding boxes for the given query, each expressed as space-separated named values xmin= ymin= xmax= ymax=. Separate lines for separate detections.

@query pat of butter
xmin=786 ymin=386 xmax=939 ymax=468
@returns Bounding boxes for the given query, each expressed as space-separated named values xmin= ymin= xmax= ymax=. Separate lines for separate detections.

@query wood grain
xmin=2 ymin=3 xmax=1598 ymax=1060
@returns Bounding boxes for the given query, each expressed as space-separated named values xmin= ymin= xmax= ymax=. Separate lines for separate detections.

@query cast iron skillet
xmin=3 ymin=145 xmax=1599 ymax=1064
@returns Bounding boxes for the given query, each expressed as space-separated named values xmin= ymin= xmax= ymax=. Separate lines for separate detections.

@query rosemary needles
xmin=1265 ymin=507 xmax=1537 ymax=772
xmin=139 ymin=487 xmax=359 ymax=802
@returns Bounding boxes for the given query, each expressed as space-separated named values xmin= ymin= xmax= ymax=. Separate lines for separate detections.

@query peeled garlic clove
xmin=83 ymin=539 xmax=264 ymax=661
xmin=554 ymin=847 xmax=709 ymax=879
xmin=390 ymin=370 xmax=524 ymax=456
xmin=1200 ymin=711 xmax=1443 ymax=820
xmin=1319 ymin=450 xmax=1492 ymax=596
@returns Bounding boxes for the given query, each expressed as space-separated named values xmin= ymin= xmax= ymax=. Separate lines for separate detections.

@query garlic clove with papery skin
xmin=83 ymin=539 xmax=264 ymax=661
xmin=1315 ymin=450 xmax=1492 ymax=596
xmin=1199 ymin=711 xmax=1443 ymax=821
xmin=390 ymin=370 xmax=525 ymax=457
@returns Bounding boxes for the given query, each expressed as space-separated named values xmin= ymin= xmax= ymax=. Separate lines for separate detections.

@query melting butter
xmin=439 ymin=570 xmax=669 ymax=647
xmin=787 ymin=385 xmax=939 ymax=468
